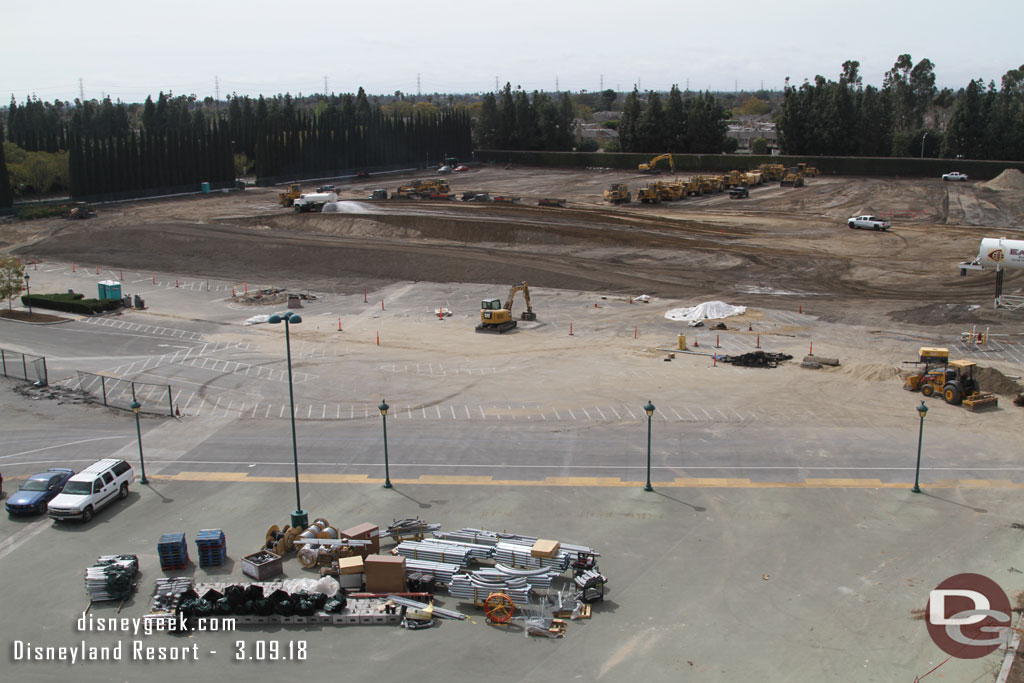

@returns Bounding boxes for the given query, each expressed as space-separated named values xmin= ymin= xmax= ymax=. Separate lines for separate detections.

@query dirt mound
xmin=835 ymin=363 xmax=903 ymax=382
xmin=981 ymin=169 xmax=1024 ymax=191
xmin=974 ymin=366 xmax=1024 ymax=396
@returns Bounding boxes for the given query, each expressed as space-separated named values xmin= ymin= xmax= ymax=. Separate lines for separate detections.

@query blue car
xmin=6 ymin=468 xmax=75 ymax=515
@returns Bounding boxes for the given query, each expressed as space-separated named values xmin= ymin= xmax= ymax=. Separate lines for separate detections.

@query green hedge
xmin=22 ymin=292 xmax=123 ymax=315
xmin=474 ymin=150 xmax=1024 ymax=180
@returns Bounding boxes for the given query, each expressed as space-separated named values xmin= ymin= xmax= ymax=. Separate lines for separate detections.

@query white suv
xmin=48 ymin=459 xmax=134 ymax=522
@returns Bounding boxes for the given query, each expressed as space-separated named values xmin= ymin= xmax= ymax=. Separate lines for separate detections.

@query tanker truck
xmin=958 ymin=237 xmax=1024 ymax=308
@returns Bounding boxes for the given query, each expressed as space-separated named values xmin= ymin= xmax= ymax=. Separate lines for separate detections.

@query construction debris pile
xmin=130 ymin=517 xmax=606 ymax=637
xmin=720 ymin=351 xmax=793 ymax=368
xmin=85 ymin=554 xmax=139 ymax=602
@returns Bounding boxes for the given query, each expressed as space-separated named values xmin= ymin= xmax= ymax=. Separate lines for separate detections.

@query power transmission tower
xmin=417 ymin=73 xmax=421 ymax=97
xmin=600 ymin=74 xmax=603 ymax=90
xmin=79 ymin=78 xmax=84 ymax=102
xmin=215 ymin=76 xmax=220 ymax=112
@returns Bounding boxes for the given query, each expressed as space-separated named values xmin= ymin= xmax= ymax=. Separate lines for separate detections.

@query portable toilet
xmin=201 ymin=181 xmax=211 ymax=193
xmin=98 ymin=280 xmax=122 ymax=300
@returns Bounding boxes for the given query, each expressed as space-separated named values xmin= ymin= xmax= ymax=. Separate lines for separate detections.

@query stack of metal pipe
xmin=383 ymin=518 xmax=442 ymax=539
xmin=433 ymin=528 xmax=600 ymax=558
xmin=404 ymin=558 xmax=460 ymax=585
xmin=395 ymin=540 xmax=484 ymax=568
xmin=448 ymin=573 xmax=532 ymax=605
xmin=493 ymin=542 xmax=570 ymax=572
xmin=479 ymin=564 xmax=559 ymax=589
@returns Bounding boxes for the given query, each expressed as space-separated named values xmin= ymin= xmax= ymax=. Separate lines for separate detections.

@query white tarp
xmin=244 ymin=314 xmax=271 ymax=326
xmin=664 ymin=300 xmax=747 ymax=322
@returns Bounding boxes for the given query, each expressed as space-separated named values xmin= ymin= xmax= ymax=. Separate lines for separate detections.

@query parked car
xmin=729 ymin=186 xmax=749 ymax=199
xmin=942 ymin=171 xmax=968 ymax=181
xmin=847 ymin=215 xmax=891 ymax=231
xmin=6 ymin=468 xmax=74 ymax=515
xmin=48 ymin=459 xmax=134 ymax=522
xmin=454 ymin=165 xmax=470 ymax=172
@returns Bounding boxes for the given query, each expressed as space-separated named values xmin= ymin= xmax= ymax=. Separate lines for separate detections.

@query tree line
xmin=616 ymin=86 xmax=732 ymax=153
xmin=474 ymin=84 xmax=577 ymax=151
xmin=777 ymin=56 xmax=1024 ymax=160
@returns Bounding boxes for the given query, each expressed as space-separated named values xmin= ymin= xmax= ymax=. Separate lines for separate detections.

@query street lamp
xmin=643 ymin=400 xmax=656 ymax=492
xmin=378 ymin=400 xmax=392 ymax=489
xmin=921 ymin=132 xmax=928 ymax=159
xmin=129 ymin=399 xmax=148 ymax=484
xmin=268 ymin=311 xmax=307 ymax=528
xmin=912 ymin=400 xmax=928 ymax=493
xmin=23 ymin=274 xmax=31 ymax=316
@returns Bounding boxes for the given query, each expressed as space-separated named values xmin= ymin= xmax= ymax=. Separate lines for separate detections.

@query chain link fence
xmin=0 ymin=348 xmax=48 ymax=385
xmin=74 ymin=371 xmax=175 ymax=416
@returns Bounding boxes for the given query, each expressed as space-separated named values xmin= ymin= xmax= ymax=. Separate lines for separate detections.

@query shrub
xmin=22 ymin=291 xmax=123 ymax=315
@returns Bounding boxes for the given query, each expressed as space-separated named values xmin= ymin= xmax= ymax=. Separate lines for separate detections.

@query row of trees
xmin=68 ymin=123 xmax=235 ymax=198
xmin=617 ymin=86 xmax=731 ymax=154
xmin=474 ymin=84 xmax=577 ymax=151
xmin=777 ymin=56 xmax=1024 ymax=160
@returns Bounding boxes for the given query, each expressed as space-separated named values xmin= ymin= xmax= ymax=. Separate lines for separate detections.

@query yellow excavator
xmin=638 ymin=154 xmax=675 ymax=173
xmin=477 ymin=282 xmax=537 ymax=333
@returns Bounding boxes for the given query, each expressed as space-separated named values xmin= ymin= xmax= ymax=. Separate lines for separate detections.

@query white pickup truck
xmin=848 ymin=215 xmax=891 ymax=231
xmin=942 ymin=171 xmax=968 ymax=181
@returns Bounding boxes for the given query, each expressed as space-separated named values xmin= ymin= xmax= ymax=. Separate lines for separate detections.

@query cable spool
xmin=282 ymin=527 xmax=300 ymax=554
xmin=297 ymin=547 xmax=319 ymax=568
xmin=318 ymin=525 xmax=339 ymax=540
xmin=297 ymin=520 xmax=328 ymax=545
xmin=265 ymin=524 xmax=289 ymax=552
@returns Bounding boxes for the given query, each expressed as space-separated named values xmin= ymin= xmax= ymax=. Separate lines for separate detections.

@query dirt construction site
xmin=2 ymin=164 xmax=1024 ymax=682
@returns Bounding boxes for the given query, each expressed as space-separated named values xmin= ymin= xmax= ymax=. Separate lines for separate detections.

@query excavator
xmin=638 ymin=154 xmax=675 ymax=174
xmin=476 ymin=282 xmax=537 ymax=333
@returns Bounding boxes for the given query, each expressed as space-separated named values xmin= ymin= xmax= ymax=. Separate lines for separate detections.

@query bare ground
xmin=3 ymin=165 xmax=1024 ymax=329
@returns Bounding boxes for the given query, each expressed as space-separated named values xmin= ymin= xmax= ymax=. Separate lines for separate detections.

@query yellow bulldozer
xmin=903 ymin=347 xmax=998 ymax=410
xmin=797 ymin=162 xmax=819 ymax=177
xmin=603 ymin=184 xmax=632 ymax=204
xmin=636 ymin=184 xmax=661 ymax=203
xmin=278 ymin=183 xmax=303 ymax=207
xmin=638 ymin=154 xmax=675 ymax=173
xmin=395 ymin=178 xmax=452 ymax=199
xmin=477 ymin=282 xmax=537 ymax=333
xmin=758 ymin=164 xmax=786 ymax=181
xmin=779 ymin=167 xmax=805 ymax=187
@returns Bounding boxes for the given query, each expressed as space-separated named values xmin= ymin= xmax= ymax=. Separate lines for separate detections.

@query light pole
xmin=644 ymin=400 xmax=656 ymax=492
xmin=23 ymin=274 xmax=31 ymax=316
xmin=130 ymin=399 xmax=148 ymax=484
xmin=912 ymin=400 xmax=928 ymax=493
xmin=921 ymin=132 xmax=928 ymax=159
xmin=268 ymin=311 xmax=307 ymax=528
xmin=378 ymin=400 xmax=392 ymax=489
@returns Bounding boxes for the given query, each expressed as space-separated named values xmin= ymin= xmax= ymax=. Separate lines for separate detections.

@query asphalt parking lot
xmin=1 ymin=261 xmax=1023 ymax=681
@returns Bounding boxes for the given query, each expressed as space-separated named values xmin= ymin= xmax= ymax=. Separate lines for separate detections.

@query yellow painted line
xmin=147 ymin=473 xmax=1024 ymax=489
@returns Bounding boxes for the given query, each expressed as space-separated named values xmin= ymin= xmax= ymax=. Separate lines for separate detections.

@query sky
xmin=3 ymin=0 xmax=1022 ymax=104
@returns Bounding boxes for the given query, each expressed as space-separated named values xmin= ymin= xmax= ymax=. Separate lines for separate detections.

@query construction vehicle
xmin=728 ymin=170 xmax=744 ymax=186
xmin=796 ymin=162 xmax=819 ymax=177
xmin=694 ymin=176 xmax=714 ymax=194
xmin=278 ymin=184 xmax=303 ymax=207
xmin=741 ymin=171 xmax=763 ymax=186
xmin=683 ymin=178 xmax=702 ymax=196
xmin=538 ymin=198 xmax=567 ymax=207
xmin=395 ymin=179 xmax=451 ymax=199
xmin=293 ymin=191 xmax=338 ymax=212
xmin=603 ymin=184 xmax=632 ymax=205
xmin=657 ymin=181 xmax=685 ymax=201
xmin=638 ymin=153 xmax=675 ymax=173
xmin=477 ymin=282 xmax=537 ymax=333
xmin=903 ymin=347 xmax=998 ymax=410
xmin=779 ymin=167 xmax=805 ymax=188
xmin=636 ymin=184 xmax=661 ymax=203
xmin=758 ymin=164 xmax=786 ymax=181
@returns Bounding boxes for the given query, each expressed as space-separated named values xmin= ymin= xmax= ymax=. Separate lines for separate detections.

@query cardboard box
xmin=340 ymin=523 xmax=380 ymax=557
xmin=364 ymin=555 xmax=406 ymax=593
xmin=337 ymin=555 xmax=364 ymax=575
xmin=531 ymin=539 xmax=561 ymax=559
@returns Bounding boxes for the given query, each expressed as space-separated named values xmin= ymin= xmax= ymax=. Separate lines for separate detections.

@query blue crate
xmin=158 ymin=532 xmax=188 ymax=569
xmin=195 ymin=529 xmax=227 ymax=568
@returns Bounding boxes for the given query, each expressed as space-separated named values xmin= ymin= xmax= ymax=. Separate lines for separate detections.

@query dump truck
xmin=477 ymin=282 xmax=537 ymax=333
xmin=603 ymin=184 xmax=632 ymax=204
xmin=638 ymin=154 xmax=675 ymax=173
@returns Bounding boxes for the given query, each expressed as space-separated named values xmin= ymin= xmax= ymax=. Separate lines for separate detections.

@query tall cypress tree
xmin=0 ymin=123 xmax=13 ymax=208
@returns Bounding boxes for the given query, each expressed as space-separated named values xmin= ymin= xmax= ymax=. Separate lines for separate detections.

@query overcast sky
xmin=3 ymin=0 xmax=1021 ymax=103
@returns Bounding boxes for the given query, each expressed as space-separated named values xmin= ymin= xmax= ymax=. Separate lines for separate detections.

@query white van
xmin=48 ymin=459 xmax=134 ymax=522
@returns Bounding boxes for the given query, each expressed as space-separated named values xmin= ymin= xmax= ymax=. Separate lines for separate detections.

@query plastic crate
xmin=158 ymin=533 xmax=189 ymax=570
xmin=195 ymin=529 xmax=227 ymax=567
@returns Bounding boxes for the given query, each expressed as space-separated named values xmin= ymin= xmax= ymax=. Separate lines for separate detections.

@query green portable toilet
xmin=201 ymin=181 xmax=211 ymax=193
xmin=98 ymin=280 xmax=122 ymax=300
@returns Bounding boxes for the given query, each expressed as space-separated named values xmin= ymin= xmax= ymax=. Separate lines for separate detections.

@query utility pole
xmin=495 ymin=76 xmax=499 ymax=92
xmin=214 ymin=76 xmax=220 ymax=112
xmin=600 ymin=74 xmax=604 ymax=90
xmin=555 ymin=76 xmax=559 ymax=92
xmin=324 ymin=75 xmax=328 ymax=94
xmin=79 ymin=77 xmax=84 ymax=102
xmin=417 ymin=73 xmax=421 ymax=97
